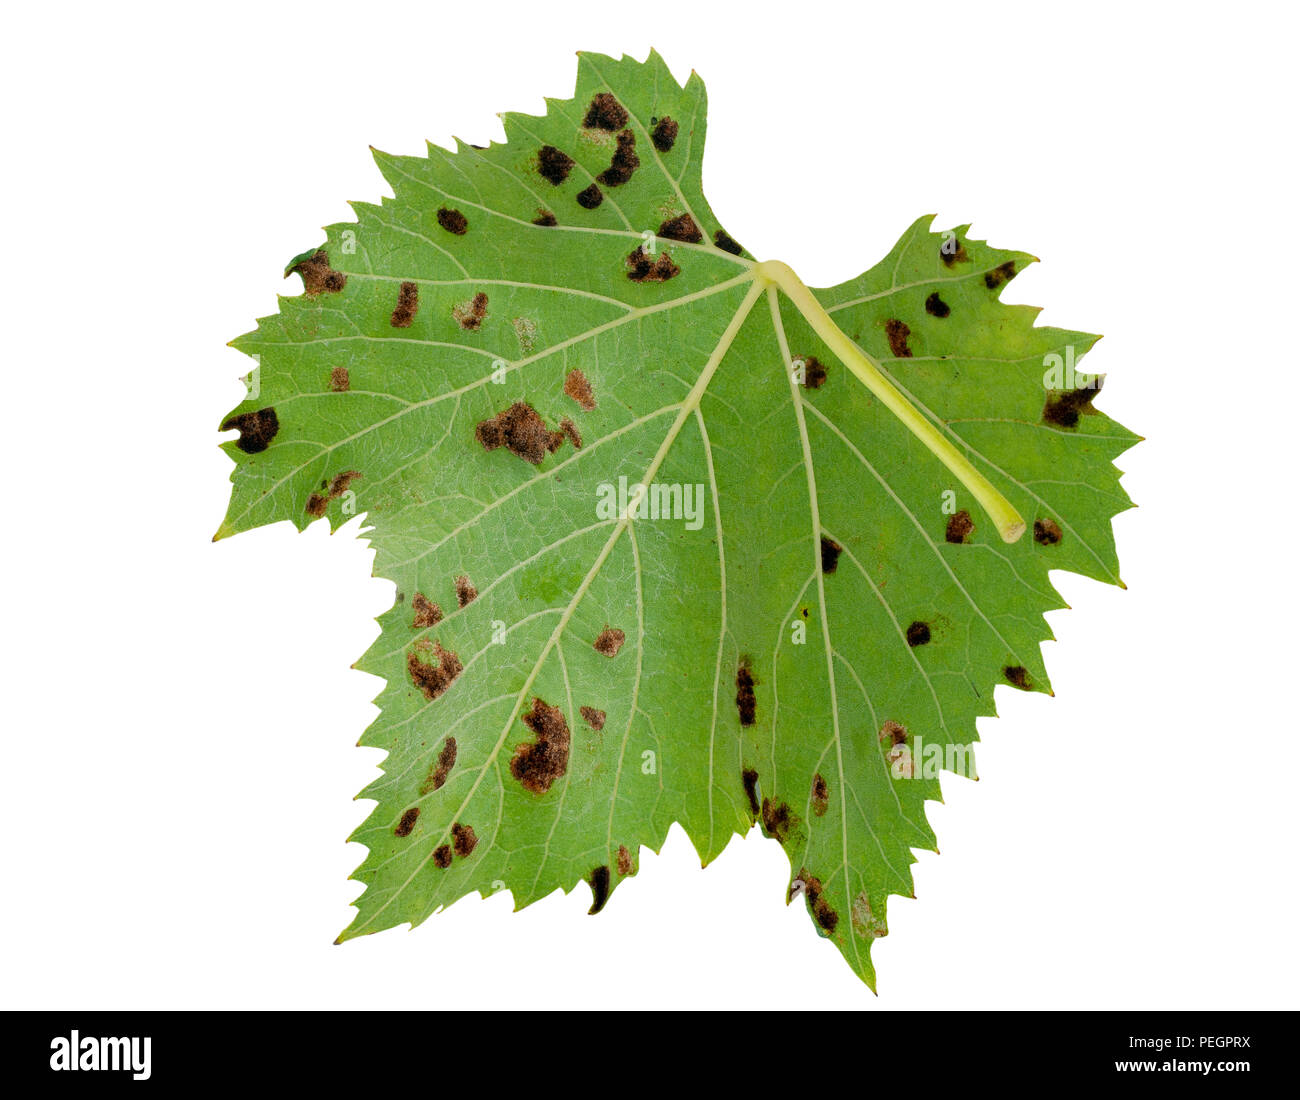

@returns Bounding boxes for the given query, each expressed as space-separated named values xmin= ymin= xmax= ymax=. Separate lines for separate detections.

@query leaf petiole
xmin=754 ymin=260 xmax=1026 ymax=543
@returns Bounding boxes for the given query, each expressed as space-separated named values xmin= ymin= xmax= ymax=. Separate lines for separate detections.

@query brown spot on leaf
xmin=658 ymin=213 xmax=702 ymax=243
xmin=1034 ymin=518 xmax=1064 ymax=545
xmin=510 ymin=697 xmax=571 ymax=795
xmin=616 ymin=845 xmax=632 ymax=876
xmin=1043 ymin=381 xmax=1102 ymax=429
xmin=576 ymin=183 xmax=603 ymax=209
xmin=945 ymin=510 xmax=974 ymax=544
xmin=455 ymin=574 xmax=477 ymax=608
xmin=742 ymin=767 xmax=760 ymax=816
xmin=597 ymin=129 xmax=639 ymax=186
xmin=411 ymin=593 xmax=443 ymax=629
xmin=437 ymin=207 xmax=468 ymax=235
xmin=564 ymin=368 xmax=596 ymax=410
xmin=433 ymin=844 xmax=453 ymax=869
xmin=940 ymin=238 xmax=969 ymax=267
xmin=559 ymin=417 xmax=582 ymax=450
xmin=1004 ymin=665 xmax=1033 ymax=690
xmin=452 ymin=291 xmax=488 ymax=331
xmin=583 ymin=92 xmax=628 ymax=131
xmin=821 ymin=536 xmax=842 ymax=573
xmin=538 ymin=146 xmax=574 ymax=184
xmin=406 ymin=642 xmax=463 ymax=702
xmin=451 ymin=822 xmax=478 ymax=859
xmin=421 ymin=736 xmax=457 ymax=795
xmin=329 ymin=366 xmax=350 ymax=392
xmin=306 ymin=469 xmax=361 ymax=517
xmin=906 ymin=621 xmax=931 ymax=647
xmin=651 ymin=116 xmax=678 ymax=151
xmin=532 ymin=209 xmax=558 ymax=226
xmin=736 ymin=660 xmax=756 ymax=726
xmin=288 ymin=249 xmax=346 ymax=295
xmin=925 ymin=292 xmax=950 ymax=318
xmin=762 ymin=798 xmax=793 ymax=843
xmin=797 ymin=869 xmax=839 ymax=934
xmin=801 ymin=356 xmax=827 ymax=389
xmin=594 ymin=626 xmax=625 ymax=657
xmin=394 ymin=807 xmax=420 ymax=837
xmin=390 ymin=281 xmax=419 ymax=328
xmin=984 ymin=261 xmax=1017 ymax=289
xmin=811 ymin=774 xmax=829 ymax=817
xmin=713 ymin=230 xmax=744 ymax=255
xmin=579 ymin=705 xmax=606 ymax=731
xmin=880 ymin=720 xmax=908 ymax=745
xmin=588 ymin=865 xmax=612 ymax=914
xmin=475 ymin=401 xmax=571 ymax=465
xmin=885 ymin=319 xmax=913 ymax=358
xmin=625 ymin=246 xmax=679 ymax=282
xmin=221 ymin=407 xmax=280 ymax=454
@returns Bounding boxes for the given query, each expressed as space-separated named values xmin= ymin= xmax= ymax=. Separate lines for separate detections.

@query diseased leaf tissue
xmin=215 ymin=50 xmax=1137 ymax=989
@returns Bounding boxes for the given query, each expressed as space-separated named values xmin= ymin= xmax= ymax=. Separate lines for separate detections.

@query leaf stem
xmin=755 ymin=260 xmax=1026 ymax=543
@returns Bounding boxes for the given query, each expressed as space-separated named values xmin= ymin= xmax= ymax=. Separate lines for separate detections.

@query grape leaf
xmin=215 ymin=50 xmax=1137 ymax=988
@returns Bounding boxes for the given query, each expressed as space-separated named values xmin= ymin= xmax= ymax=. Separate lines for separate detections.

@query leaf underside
xmin=217 ymin=50 xmax=1137 ymax=988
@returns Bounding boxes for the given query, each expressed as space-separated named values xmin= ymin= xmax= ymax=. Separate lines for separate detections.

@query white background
xmin=2 ymin=0 xmax=1296 ymax=1010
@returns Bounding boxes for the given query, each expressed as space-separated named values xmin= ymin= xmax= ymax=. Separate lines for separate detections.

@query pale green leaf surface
xmin=216 ymin=50 xmax=1137 ymax=988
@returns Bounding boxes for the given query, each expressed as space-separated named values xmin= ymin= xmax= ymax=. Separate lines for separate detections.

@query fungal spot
xmin=885 ymin=318 xmax=913 ymax=358
xmin=411 ymin=593 xmax=443 ymax=629
xmin=651 ymin=116 xmax=678 ymax=151
xmin=511 ymin=316 xmax=538 ymax=354
xmin=510 ymin=697 xmax=571 ymax=795
xmin=559 ymin=417 xmax=582 ymax=449
xmin=583 ymin=92 xmax=628 ymax=131
xmin=579 ymin=705 xmax=606 ymax=731
xmin=851 ymin=892 xmax=887 ymax=938
xmin=451 ymin=822 xmax=478 ymax=859
xmin=329 ymin=366 xmax=350 ymax=392
xmin=940 ymin=239 xmax=970 ymax=267
xmin=797 ymin=869 xmax=839 ymax=934
xmin=742 ymin=767 xmax=760 ymax=816
xmin=625 ymin=246 xmax=679 ymax=282
xmin=1042 ymin=381 xmax=1102 ymax=429
xmin=616 ymin=845 xmax=633 ymax=876
xmin=564 ymin=368 xmax=596 ymax=410
xmin=811 ymin=773 xmax=829 ymax=817
xmin=736 ymin=660 xmax=756 ymax=727
xmin=437 ymin=207 xmax=468 ymax=235
xmin=713 ymin=230 xmax=744 ymax=255
xmin=406 ymin=642 xmax=463 ymax=702
xmin=879 ymin=720 xmax=908 ymax=745
xmin=885 ymin=742 xmax=913 ymax=779
xmin=390 ymin=281 xmax=419 ymax=328
xmin=454 ymin=574 xmax=477 ymax=608
xmin=288 ymin=249 xmax=346 ymax=295
xmin=532 ymin=209 xmax=558 ymax=226
xmin=596 ymin=129 xmax=639 ymax=186
xmin=538 ymin=146 xmax=574 ymax=185
xmin=420 ymin=736 xmax=457 ymax=795
xmin=984 ymin=261 xmax=1017 ymax=289
xmin=433 ymin=844 xmax=453 ymax=869
xmin=1003 ymin=665 xmax=1033 ymax=690
xmin=820 ymin=536 xmax=842 ymax=574
xmin=1033 ymin=518 xmax=1064 ymax=545
xmin=221 ymin=407 xmax=280 ymax=454
xmin=801 ymin=356 xmax=827 ymax=389
xmin=925 ymin=292 xmax=950 ymax=318
xmin=394 ymin=807 xmax=419 ymax=838
xmin=762 ymin=798 xmax=793 ymax=843
xmin=576 ymin=183 xmax=603 ymax=209
xmin=475 ymin=401 xmax=572 ymax=465
xmin=452 ymin=291 xmax=488 ymax=331
xmin=305 ymin=469 xmax=361 ymax=518
xmin=906 ymin=620 xmax=931 ymax=647
xmin=658 ymin=213 xmax=702 ymax=243
xmin=945 ymin=510 xmax=974 ymax=544
xmin=588 ymin=865 xmax=611 ymax=914
xmin=594 ymin=626 xmax=625 ymax=657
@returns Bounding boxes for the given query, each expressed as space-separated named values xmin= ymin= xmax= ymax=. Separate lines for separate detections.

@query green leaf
xmin=215 ymin=49 xmax=1137 ymax=989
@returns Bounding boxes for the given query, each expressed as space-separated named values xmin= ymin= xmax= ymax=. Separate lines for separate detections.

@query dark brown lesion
xmin=221 ymin=407 xmax=280 ymax=454
xmin=625 ymin=246 xmax=679 ymax=282
xmin=801 ymin=356 xmax=827 ymax=389
xmin=1043 ymin=380 xmax=1102 ymax=429
xmin=406 ymin=641 xmax=463 ymax=701
xmin=583 ymin=93 xmax=628 ymax=131
xmin=1033 ymin=518 xmax=1064 ymax=545
xmin=984 ymin=261 xmax=1017 ymax=289
xmin=451 ymin=822 xmax=478 ymax=858
xmin=411 ymin=593 xmax=443 ymax=629
xmin=1003 ymin=665 xmax=1033 ymax=690
xmin=579 ymin=706 xmax=606 ymax=731
xmin=713 ymin=230 xmax=744 ymax=255
xmin=390 ymin=281 xmax=419 ymax=328
xmin=475 ymin=401 xmax=574 ymax=465
xmin=945 ymin=510 xmax=974 ymax=544
xmin=455 ymin=574 xmax=477 ymax=608
xmin=510 ymin=697 xmax=571 ymax=794
xmin=436 ymin=207 xmax=468 ymax=235
xmin=588 ymin=865 xmax=612 ymax=914
xmin=596 ymin=130 xmax=639 ymax=186
xmin=537 ymin=146 xmax=574 ymax=185
xmin=287 ymin=249 xmax=346 ymax=295
xmin=616 ymin=845 xmax=633 ymax=876
xmin=651 ymin=116 xmax=678 ymax=151
xmin=594 ymin=626 xmax=625 ymax=657
xmin=736 ymin=660 xmax=756 ymax=726
xmin=940 ymin=238 xmax=970 ymax=266
xmin=306 ymin=470 xmax=361 ymax=518
xmin=420 ymin=737 xmax=457 ymax=795
xmin=820 ymin=536 xmax=842 ymax=573
xmin=796 ymin=869 xmax=839 ymax=933
xmin=575 ymin=184 xmax=603 ymax=209
xmin=564 ymin=368 xmax=596 ymax=410
xmin=905 ymin=621 xmax=931 ymax=647
xmin=884 ymin=318 xmax=913 ymax=358
xmin=394 ymin=807 xmax=420 ymax=837
xmin=925 ymin=292 xmax=950 ymax=318
xmin=742 ymin=767 xmax=760 ymax=816
xmin=452 ymin=291 xmax=488 ymax=331
xmin=532 ymin=209 xmax=558 ymax=226
xmin=810 ymin=774 xmax=829 ymax=817
xmin=657 ymin=213 xmax=702 ymax=243
xmin=761 ymin=798 xmax=793 ymax=843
